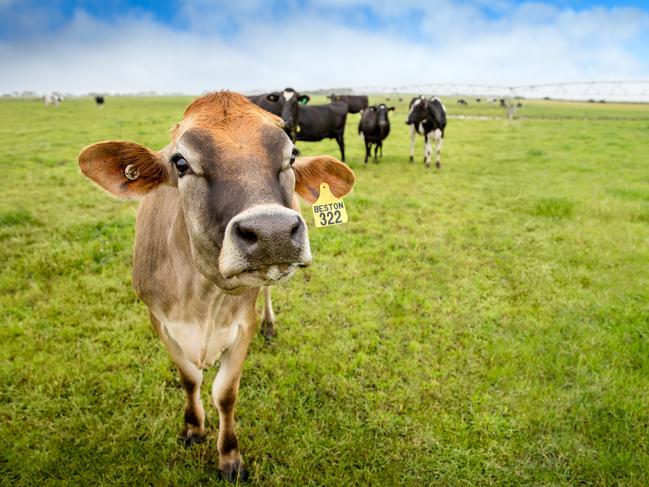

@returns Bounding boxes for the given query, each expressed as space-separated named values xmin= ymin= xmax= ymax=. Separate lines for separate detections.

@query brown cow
xmin=79 ymin=91 xmax=355 ymax=482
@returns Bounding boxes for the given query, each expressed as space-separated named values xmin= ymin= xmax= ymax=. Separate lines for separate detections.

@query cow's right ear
xmin=266 ymin=92 xmax=280 ymax=102
xmin=79 ymin=141 xmax=168 ymax=200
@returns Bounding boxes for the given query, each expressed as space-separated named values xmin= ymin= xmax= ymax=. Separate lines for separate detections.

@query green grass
xmin=2 ymin=95 xmax=649 ymax=485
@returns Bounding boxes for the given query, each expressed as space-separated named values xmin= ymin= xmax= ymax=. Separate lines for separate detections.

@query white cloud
xmin=1 ymin=2 xmax=648 ymax=95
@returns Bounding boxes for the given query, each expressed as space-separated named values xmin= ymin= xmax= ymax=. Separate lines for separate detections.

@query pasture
xmin=2 ymin=95 xmax=649 ymax=485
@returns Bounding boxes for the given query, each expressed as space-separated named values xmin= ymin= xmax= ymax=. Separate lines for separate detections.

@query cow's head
xmin=266 ymin=88 xmax=310 ymax=140
xmin=406 ymin=95 xmax=428 ymax=126
xmin=374 ymin=104 xmax=395 ymax=126
xmin=79 ymin=91 xmax=354 ymax=292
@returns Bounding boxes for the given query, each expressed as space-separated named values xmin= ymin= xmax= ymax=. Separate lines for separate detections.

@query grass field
xmin=2 ymin=94 xmax=649 ymax=486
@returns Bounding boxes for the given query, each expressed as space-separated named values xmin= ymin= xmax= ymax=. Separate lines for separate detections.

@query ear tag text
xmin=312 ymin=182 xmax=348 ymax=228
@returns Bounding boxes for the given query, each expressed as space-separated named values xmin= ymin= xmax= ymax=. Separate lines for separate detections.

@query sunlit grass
xmin=1 ymin=96 xmax=649 ymax=485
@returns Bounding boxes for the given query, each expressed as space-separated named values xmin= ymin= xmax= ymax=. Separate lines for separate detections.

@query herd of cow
xmin=248 ymin=88 xmax=448 ymax=168
xmin=50 ymin=88 xmax=448 ymax=168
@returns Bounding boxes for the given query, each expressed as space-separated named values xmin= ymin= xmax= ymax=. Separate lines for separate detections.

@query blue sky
xmin=1 ymin=0 xmax=648 ymax=94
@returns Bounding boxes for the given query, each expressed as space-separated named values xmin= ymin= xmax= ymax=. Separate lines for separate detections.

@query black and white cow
xmin=406 ymin=96 xmax=447 ymax=169
xmin=297 ymin=102 xmax=348 ymax=162
xmin=44 ymin=93 xmax=62 ymax=107
xmin=327 ymin=94 xmax=368 ymax=114
xmin=248 ymin=88 xmax=310 ymax=141
xmin=358 ymin=104 xmax=394 ymax=163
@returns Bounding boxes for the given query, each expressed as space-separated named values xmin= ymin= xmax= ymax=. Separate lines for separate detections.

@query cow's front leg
xmin=409 ymin=125 xmax=415 ymax=162
xmin=179 ymin=367 xmax=207 ymax=446
xmin=212 ymin=321 xmax=254 ymax=483
xmin=260 ymin=286 xmax=275 ymax=339
xmin=424 ymin=134 xmax=432 ymax=168
xmin=434 ymin=128 xmax=443 ymax=169
xmin=151 ymin=312 xmax=207 ymax=446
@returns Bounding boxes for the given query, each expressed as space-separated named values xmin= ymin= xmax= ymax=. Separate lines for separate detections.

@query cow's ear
xmin=388 ymin=106 xmax=396 ymax=111
xmin=298 ymin=95 xmax=310 ymax=105
xmin=266 ymin=92 xmax=280 ymax=102
xmin=79 ymin=141 xmax=168 ymax=200
xmin=292 ymin=155 xmax=355 ymax=204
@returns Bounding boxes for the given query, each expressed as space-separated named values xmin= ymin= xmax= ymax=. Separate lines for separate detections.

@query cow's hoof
xmin=436 ymin=162 xmax=441 ymax=169
xmin=409 ymin=156 xmax=414 ymax=163
xmin=220 ymin=459 xmax=249 ymax=483
xmin=179 ymin=429 xmax=207 ymax=448
xmin=260 ymin=320 xmax=276 ymax=340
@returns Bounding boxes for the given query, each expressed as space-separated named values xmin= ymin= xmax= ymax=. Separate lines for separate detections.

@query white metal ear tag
xmin=124 ymin=164 xmax=139 ymax=180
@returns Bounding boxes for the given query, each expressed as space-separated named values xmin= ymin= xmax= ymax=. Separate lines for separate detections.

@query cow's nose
xmin=219 ymin=205 xmax=312 ymax=279
xmin=232 ymin=213 xmax=306 ymax=265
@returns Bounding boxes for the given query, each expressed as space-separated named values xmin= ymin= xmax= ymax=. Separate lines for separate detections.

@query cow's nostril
xmin=290 ymin=219 xmax=301 ymax=239
xmin=236 ymin=224 xmax=258 ymax=244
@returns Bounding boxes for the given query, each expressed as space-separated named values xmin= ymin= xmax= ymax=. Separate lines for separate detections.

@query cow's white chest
xmin=157 ymin=304 xmax=248 ymax=369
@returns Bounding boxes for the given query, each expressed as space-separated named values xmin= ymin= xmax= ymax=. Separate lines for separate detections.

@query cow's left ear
xmin=388 ymin=106 xmax=396 ymax=111
xmin=79 ymin=141 xmax=169 ymax=199
xmin=292 ymin=155 xmax=355 ymax=204
xmin=298 ymin=95 xmax=310 ymax=105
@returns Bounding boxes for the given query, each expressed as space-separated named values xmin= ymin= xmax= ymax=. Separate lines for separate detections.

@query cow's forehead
xmin=170 ymin=93 xmax=289 ymax=164
xmin=282 ymin=90 xmax=295 ymax=101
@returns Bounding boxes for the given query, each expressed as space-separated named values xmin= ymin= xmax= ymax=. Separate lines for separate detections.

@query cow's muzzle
xmin=219 ymin=205 xmax=312 ymax=284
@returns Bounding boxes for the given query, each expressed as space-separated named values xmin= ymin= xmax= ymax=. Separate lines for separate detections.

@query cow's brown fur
xmin=79 ymin=91 xmax=354 ymax=484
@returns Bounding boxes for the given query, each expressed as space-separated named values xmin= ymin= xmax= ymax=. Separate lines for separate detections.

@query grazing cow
xmin=457 ymin=99 xmax=468 ymax=106
xmin=248 ymin=88 xmax=310 ymax=141
xmin=78 ymin=91 xmax=355 ymax=483
xmin=475 ymin=98 xmax=481 ymax=103
xmin=406 ymin=95 xmax=447 ymax=169
xmin=44 ymin=93 xmax=62 ymax=107
xmin=296 ymin=101 xmax=348 ymax=162
xmin=327 ymin=94 xmax=368 ymax=114
xmin=499 ymin=98 xmax=507 ymax=107
xmin=358 ymin=104 xmax=394 ymax=163
xmin=95 ymin=96 xmax=105 ymax=106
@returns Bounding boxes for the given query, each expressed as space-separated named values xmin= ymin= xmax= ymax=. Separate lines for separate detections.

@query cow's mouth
xmin=223 ymin=263 xmax=308 ymax=289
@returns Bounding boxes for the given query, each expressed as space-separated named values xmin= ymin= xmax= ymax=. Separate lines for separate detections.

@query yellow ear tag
xmin=312 ymin=182 xmax=348 ymax=228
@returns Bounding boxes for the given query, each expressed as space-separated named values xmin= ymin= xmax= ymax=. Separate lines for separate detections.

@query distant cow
xmin=327 ymin=94 xmax=368 ymax=114
xmin=296 ymin=101 xmax=348 ymax=161
xmin=95 ymin=96 xmax=105 ymax=105
xmin=457 ymin=99 xmax=468 ymax=106
xmin=475 ymin=98 xmax=481 ymax=103
xmin=406 ymin=96 xmax=447 ymax=169
xmin=44 ymin=93 xmax=62 ymax=107
xmin=79 ymin=91 xmax=355 ymax=482
xmin=358 ymin=104 xmax=394 ymax=163
xmin=248 ymin=88 xmax=310 ymax=141
xmin=499 ymin=99 xmax=507 ymax=107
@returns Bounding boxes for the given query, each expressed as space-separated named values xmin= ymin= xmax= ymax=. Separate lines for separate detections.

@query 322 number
xmin=319 ymin=210 xmax=342 ymax=226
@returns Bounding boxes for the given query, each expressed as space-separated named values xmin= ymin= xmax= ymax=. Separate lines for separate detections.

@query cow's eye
xmin=172 ymin=155 xmax=190 ymax=177
xmin=290 ymin=147 xmax=300 ymax=166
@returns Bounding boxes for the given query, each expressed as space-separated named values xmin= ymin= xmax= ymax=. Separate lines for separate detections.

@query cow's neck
xmin=133 ymin=187 xmax=260 ymax=326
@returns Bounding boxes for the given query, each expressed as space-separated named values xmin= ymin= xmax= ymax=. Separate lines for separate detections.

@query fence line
xmin=343 ymin=81 xmax=649 ymax=103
